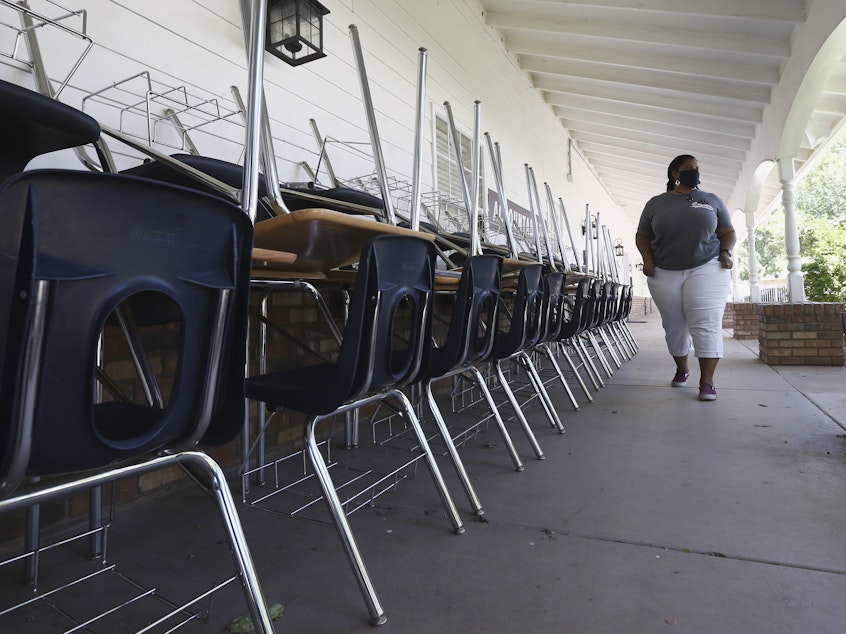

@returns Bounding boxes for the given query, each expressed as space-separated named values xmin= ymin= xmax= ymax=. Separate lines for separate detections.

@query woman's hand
xmin=718 ymin=252 xmax=733 ymax=269
xmin=641 ymin=262 xmax=656 ymax=277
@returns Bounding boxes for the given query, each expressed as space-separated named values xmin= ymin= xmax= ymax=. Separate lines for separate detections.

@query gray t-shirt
xmin=637 ymin=190 xmax=733 ymax=270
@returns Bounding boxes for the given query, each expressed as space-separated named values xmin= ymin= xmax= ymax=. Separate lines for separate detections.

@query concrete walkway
xmin=10 ymin=314 xmax=846 ymax=633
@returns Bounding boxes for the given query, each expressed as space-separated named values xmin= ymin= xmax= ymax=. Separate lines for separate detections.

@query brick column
xmin=629 ymin=296 xmax=653 ymax=319
xmin=722 ymin=302 xmax=734 ymax=329
xmin=731 ymin=302 xmax=759 ymax=340
xmin=756 ymin=303 xmax=845 ymax=366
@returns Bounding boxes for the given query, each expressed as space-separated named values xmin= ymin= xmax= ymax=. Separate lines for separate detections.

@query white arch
xmin=778 ymin=17 xmax=846 ymax=161
xmin=778 ymin=15 xmax=846 ymax=302
xmin=728 ymin=5 xmax=846 ymax=216
xmin=743 ymin=160 xmax=777 ymax=225
xmin=732 ymin=7 xmax=846 ymax=303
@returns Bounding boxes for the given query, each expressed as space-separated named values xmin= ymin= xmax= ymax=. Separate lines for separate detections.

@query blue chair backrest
xmin=0 ymin=79 xmax=100 ymax=183
xmin=559 ymin=277 xmax=591 ymax=339
xmin=493 ymin=263 xmax=545 ymax=359
xmin=338 ymin=235 xmax=437 ymax=401
xmin=598 ymin=282 xmax=614 ymax=324
xmin=613 ymin=284 xmax=630 ymax=320
xmin=539 ymin=271 xmax=567 ymax=343
xmin=622 ymin=285 xmax=633 ymax=317
xmin=456 ymin=255 xmax=502 ymax=366
xmin=0 ymin=170 xmax=252 ymax=495
xmin=425 ymin=254 xmax=502 ymax=379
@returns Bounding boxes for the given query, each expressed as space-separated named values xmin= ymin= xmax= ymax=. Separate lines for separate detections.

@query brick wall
xmin=756 ymin=303 xmax=845 ymax=366
xmin=722 ymin=302 xmax=734 ymax=329
xmin=629 ymin=296 xmax=654 ymax=318
xmin=731 ymin=302 xmax=759 ymax=340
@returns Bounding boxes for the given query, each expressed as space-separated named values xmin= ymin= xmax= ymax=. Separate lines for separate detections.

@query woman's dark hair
xmin=666 ymin=154 xmax=696 ymax=191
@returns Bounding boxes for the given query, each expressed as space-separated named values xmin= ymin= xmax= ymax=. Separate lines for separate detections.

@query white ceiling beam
xmin=485 ymin=12 xmax=790 ymax=57
xmin=485 ymin=0 xmax=805 ymax=23
xmin=477 ymin=0 xmax=838 ymax=227
xmin=571 ymin=133 xmax=744 ymax=169
xmin=579 ymin=140 xmax=744 ymax=178
xmin=534 ymin=76 xmax=764 ymax=123
xmin=522 ymin=58 xmax=772 ymax=104
xmin=814 ymin=95 xmax=846 ymax=116
xmin=579 ymin=151 xmax=682 ymax=179
xmin=584 ymin=154 xmax=736 ymax=182
xmin=823 ymin=76 xmax=846 ymax=96
xmin=507 ymin=37 xmax=780 ymax=85
xmin=555 ymin=110 xmax=751 ymax=151
xmin=595 ymin=161 xmax=735 ymax=187
xmin=579 ymin=143 xmax=681 ymax=166
xmin=596 ymin=166 xmax=734 ymax=191
xmin=592 ymin=170 xmax=676 ymax=190
xmin=547 ymin=95 xmax=757 ymax=138
xmin=603 ymin=183 xmax=736 ymax=212
xmin=610 ymin=186 xmax=658 ymax=201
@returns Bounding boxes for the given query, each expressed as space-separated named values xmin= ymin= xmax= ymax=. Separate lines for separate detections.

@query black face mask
xmin=678 ymin=169 xmax=700 ymax=188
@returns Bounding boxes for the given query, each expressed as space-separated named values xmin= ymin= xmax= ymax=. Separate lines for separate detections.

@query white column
xmin=779 ymin=158 xmax=805 ymax=302
xmin=745 ymin=211 xmax=762 ymax=302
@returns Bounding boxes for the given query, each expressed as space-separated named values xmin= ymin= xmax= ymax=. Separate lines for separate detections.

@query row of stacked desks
xmin=248 ymin=207 xmax=571 ymax=288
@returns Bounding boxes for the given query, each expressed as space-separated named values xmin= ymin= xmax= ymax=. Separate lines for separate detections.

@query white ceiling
xmin=478 ymin=0 xmax=846 ymax=225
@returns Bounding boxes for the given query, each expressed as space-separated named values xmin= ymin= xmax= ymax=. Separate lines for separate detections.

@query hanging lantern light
xmin=265 ymin=0 xmax=330 ymax=66
xmin=614 ymin=238 xmax=625 ymax=257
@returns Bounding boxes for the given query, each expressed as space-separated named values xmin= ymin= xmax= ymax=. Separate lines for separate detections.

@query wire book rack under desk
xmin=81 ymin=71 xmax=246 ymax=165
xmin=0 ymin=479 xmax=245 ymax=634
xmin=0 ymin=0 xmax=91 ymax=98
xmin=240 ymin=417 xmax=428 ymax=527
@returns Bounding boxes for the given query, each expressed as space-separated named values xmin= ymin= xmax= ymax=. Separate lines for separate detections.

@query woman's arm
xmin=635 ymin=230 xmax=656 ymax=276
xmin=716 ymin=227 xmax=736 ymax=269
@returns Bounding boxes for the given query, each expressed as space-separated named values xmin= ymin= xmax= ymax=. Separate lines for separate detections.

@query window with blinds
xmin=432 ymin=114 xmax=488 ymax=237
xmin=435 ymin=115 xmax=469 ymax=198
xmin=434 ymin=115 xmax=484 ymax=209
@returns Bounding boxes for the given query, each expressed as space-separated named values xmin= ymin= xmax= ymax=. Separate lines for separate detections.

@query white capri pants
xmin=647 ymin=258 xmax=731 ymax=358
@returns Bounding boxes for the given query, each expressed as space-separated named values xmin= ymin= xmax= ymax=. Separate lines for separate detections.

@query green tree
xmin=796 ymin=139 xmax=846 ymax=222
xmin=737 ymin=209 xmax=787 ymax=282
xmin=800 ymin=217 xmax=846 ymax=301
xmin=797 ymin=136 xmax=846 ymax=301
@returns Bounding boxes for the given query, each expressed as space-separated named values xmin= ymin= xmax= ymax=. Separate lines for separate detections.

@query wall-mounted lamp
xmin=636 ymin=262 xmax=644 ymax=272
xmin=614 ymin=238 xmax=624 ymax=257
xmin=266 ymin=0 xmax=330 ymax=66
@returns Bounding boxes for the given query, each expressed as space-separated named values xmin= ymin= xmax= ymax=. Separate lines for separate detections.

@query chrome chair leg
xmin=191 ymin=452 xmax=277 ymax=634
xmin=425 ymin=380 xmax=485 ymax=516
xmin=611 ymin=322 xmax=634 ymax=360
xmin=493 ymin=361 xmax=545 ymax=460
xmin=305 ymin=415 xmax=387 ymax=626
xmin=586 ymin=330 xmax=614 ymax=378
xmin=390 ymin=389 xmax=464 ymax=534
xmin=576 ymin=336 xmax=604 ymax=389
xmin=556 ymin=341 xmax=593 ymax=403
xmin=518 ymin=352 xmax=566 ymax=433
xmin=2 ymin=453 xmax=277 ymax=634
xmin=466 ymin=366 xmax=525 ymax=471
xmin=304 ymin=388 xmax=465 ymax=626
xmin=536 ymin=343 xmax=580 ymax=411
xmin=424 ymin=365 xmax=526 ymax=515
xmin=598 ymin=327 xmax=623 ymax=369
xmin=619 ymin=320 xmax=638 ymax=353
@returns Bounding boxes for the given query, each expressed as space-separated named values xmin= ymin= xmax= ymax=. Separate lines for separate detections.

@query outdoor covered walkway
xmin=54 ymin=313 xmax=846 ymax=633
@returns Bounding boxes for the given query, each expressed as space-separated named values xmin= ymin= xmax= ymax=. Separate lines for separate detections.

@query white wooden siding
xmin=1 ymin=0 xmax=633 ymax=252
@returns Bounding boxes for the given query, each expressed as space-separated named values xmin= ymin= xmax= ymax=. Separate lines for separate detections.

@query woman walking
xmin=635 ymin=154 xmax=736 ymax=401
